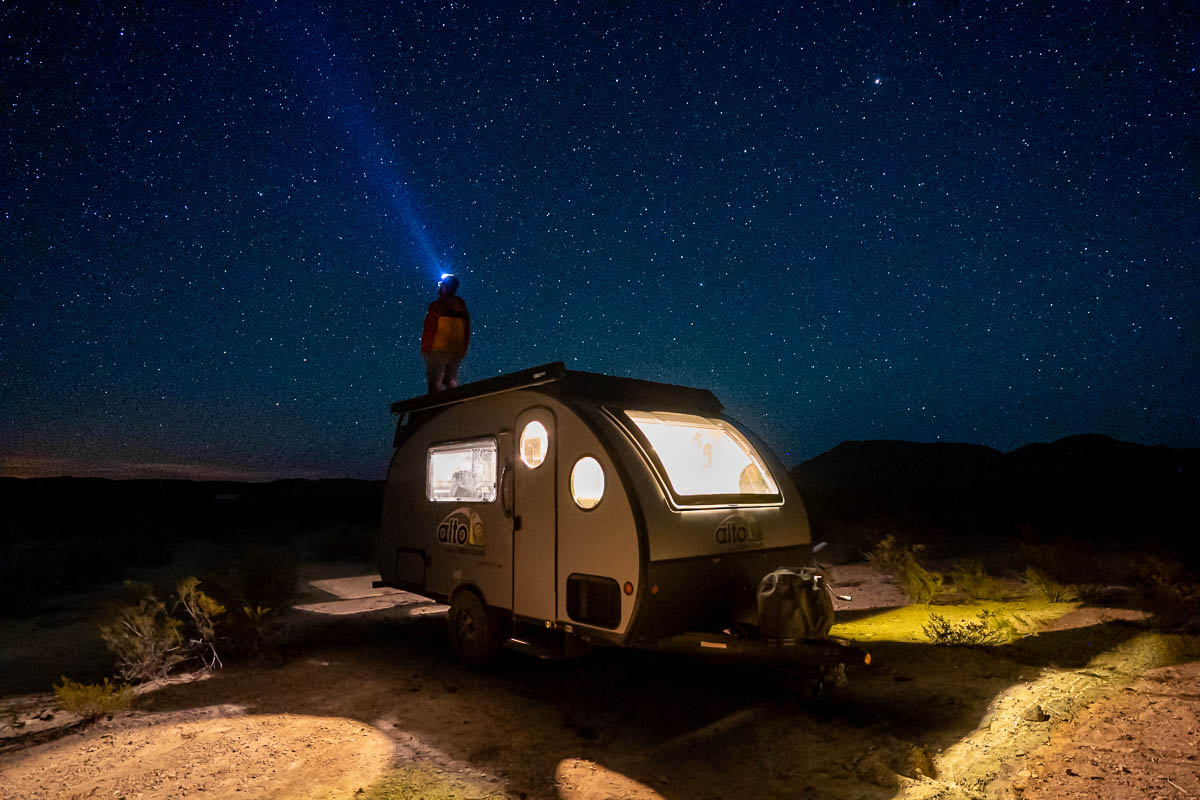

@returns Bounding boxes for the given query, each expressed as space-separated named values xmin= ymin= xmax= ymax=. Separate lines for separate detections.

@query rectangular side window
xmin=427 ymin=439 xmax=498 ymax=502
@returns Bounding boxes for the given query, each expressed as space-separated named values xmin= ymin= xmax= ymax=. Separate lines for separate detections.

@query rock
xmin=1021 ymin=704 xmax=1049 ymax=722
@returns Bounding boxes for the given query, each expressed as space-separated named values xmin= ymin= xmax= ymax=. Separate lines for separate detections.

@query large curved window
xmin=570 ymin=457 xmax=605 ymax=509
xmin=519 ymin=420 xmax=549 ymax=468
xmin=622 ymin=410 xmax=779 ymax=502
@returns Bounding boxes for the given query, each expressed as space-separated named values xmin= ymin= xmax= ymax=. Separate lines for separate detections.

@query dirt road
xmin=2 ymin=563 xmax=1197 ymax=800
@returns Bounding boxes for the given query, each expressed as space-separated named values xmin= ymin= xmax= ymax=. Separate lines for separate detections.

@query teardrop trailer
xmin=374 ymin=363 xmax=868 ymax=676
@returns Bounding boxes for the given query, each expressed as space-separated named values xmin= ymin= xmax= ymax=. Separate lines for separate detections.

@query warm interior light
xmin=426 ymin=440 xmax=497 ymax=502
xmin=571 ymin=456 xmax=605 ymax=509
xmin=624 ymin=410 xmax=778 ymax=497
xmin=519 ymin=420 xmax=548 ymax=468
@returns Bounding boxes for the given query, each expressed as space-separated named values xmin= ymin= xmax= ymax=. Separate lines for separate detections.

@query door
xmin=512 ymin=407 xmax=557 ymax=621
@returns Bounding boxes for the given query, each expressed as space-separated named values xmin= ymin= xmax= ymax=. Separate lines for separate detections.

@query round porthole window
xmin=519 ymin=421 xmax=548 ymax=468
xmin=571 ymin=456 xmax=605 ymax=509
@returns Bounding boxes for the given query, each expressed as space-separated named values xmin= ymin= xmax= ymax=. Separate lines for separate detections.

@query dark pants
xmin=424 ymin=351 xmax=462 ymax=393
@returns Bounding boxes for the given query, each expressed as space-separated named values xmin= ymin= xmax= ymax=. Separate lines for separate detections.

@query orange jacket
xmin=421 ymin=295 xmax=470 ymax=356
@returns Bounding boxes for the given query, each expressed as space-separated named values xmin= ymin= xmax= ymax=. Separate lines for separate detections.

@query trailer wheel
xmin=447 ymin=590 xmax=501 ymax=665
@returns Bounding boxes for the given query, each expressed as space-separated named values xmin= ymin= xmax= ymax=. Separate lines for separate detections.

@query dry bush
xmin=99 ymin=576 xmax=245 ymax=681
xmin=868 ymin=534 xmax=943 ymax=604
xmin=223 ymin=604 xmax=279 ymax=662
xmin=99 ymin=557 xmax=293 ymax=682
xmin=53 ymin=676 xmax=132 ymax=721
xmin=923 ymin=610 xmax=1012 ymax=646
xmin=950 ymin=560 xmax=1013 ymax=601
xmin=98 ymin=592 xmax=185 ymax=681
xmin=175 ymin=577 xmax=226 ymax=671
xmin=1023 ymin=567 xmax=1079 ymax=602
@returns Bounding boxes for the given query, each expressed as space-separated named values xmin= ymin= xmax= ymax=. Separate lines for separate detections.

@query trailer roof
xmin=390 ymin=362 xmax=723 ymax=416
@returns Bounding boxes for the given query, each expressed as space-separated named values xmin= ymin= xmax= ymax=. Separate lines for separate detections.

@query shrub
xmin=223 ymin=604 xmax=280 ymax=661
xmin=98 ymin=592 xmax=185 ymax=681
xmin=868 ymin=535 xmax=943 ymax=604
xmin=1132 ymin=556 xmax=1200 ymax=631
xmin=53 ymin=676 xmax=132 ymax=721
xmin=923 ymin=610 xmax=1012 ymax=646
xmin=99 ymin=568 xmax=290 ymax=681
xmin=1023 ymin=567 xmax=1078 ymax=602
xmin=950 ymin=560 xmax=1011 ymax=601
xmin=175 ymin=577 xmax=226 ymax=671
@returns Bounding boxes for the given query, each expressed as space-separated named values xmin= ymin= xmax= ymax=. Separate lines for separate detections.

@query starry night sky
xmin=3 ymin=1 xmax=1197 ymax=480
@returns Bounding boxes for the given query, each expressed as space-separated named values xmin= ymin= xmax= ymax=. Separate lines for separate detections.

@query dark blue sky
xmin=3 ymin=1 xmax=1197 ymax=480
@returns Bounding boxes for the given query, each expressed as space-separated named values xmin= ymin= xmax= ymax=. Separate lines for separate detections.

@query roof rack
xmin=391 ymin=362 xmax=566 ymax=415
xmin=390 ymin=362 xmax=722 ymax=416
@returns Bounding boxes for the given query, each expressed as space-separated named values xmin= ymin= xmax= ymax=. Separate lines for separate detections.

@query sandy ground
xmin=1 ymin=562 xmax=1197 ymax=800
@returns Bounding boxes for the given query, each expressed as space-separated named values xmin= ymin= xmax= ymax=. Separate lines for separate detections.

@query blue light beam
xmin=279 ymin=5 xmax=451 ymax=280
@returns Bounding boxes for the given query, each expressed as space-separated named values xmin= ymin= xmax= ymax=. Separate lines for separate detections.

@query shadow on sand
xmin=113 ymin=599 xmax=1169 ymax=800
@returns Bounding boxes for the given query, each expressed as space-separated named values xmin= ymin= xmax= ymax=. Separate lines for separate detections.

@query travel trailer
xmin=375 ymin=363 xmax=862 ymax=670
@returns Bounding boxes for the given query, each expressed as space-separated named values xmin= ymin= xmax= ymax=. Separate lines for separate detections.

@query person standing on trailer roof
xmin=421 ymin=273 xmax=470 ymax=393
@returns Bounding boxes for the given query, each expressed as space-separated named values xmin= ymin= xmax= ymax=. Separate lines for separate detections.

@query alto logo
xmin=437 ymin=508 xmax=485 ymax=548
xmin=715 ymin=514 xmax=763 ymax=548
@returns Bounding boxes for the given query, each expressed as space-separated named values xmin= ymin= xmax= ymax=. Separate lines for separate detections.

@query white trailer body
xmin=375 ymin=363 xmax=842 ymax=663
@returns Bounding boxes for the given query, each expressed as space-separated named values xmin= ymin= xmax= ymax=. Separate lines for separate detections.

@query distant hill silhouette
xmin=3 ymin=435 xmax=1197 ymax=608
xmin=792 ymin=434 xmax=1200 ymax=569
xmin=0 ymin=478 xmax=383 ymax=611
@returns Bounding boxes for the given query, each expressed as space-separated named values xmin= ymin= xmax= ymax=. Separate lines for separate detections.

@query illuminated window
xmin=571 ymin=456 xmax=605 ymax=509
xmin=623 ymin=410 xmax=778 ymax=498
xmin=427 ymin=439 xmax=497 ymax=502
xmin=519 ymin=420 xmax=549 ymax=469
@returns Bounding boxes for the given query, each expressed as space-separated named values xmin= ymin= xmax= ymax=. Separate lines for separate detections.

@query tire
xmin=447 ymin=589 xmax=502 ymax=665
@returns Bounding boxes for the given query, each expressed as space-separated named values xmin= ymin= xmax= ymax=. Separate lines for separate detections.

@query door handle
xmin=500 ymin=459 xmax=513 ymax=518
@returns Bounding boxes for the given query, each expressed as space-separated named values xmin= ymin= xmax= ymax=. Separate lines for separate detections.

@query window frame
xmin=425 ymin=436 xmax=500 ymax=504
xmin=606 ymin=408 xmax=783 ymax=509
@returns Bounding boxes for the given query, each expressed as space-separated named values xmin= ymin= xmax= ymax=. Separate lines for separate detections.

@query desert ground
xmin=2 ymin=559 xmax=1197 ymax=800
